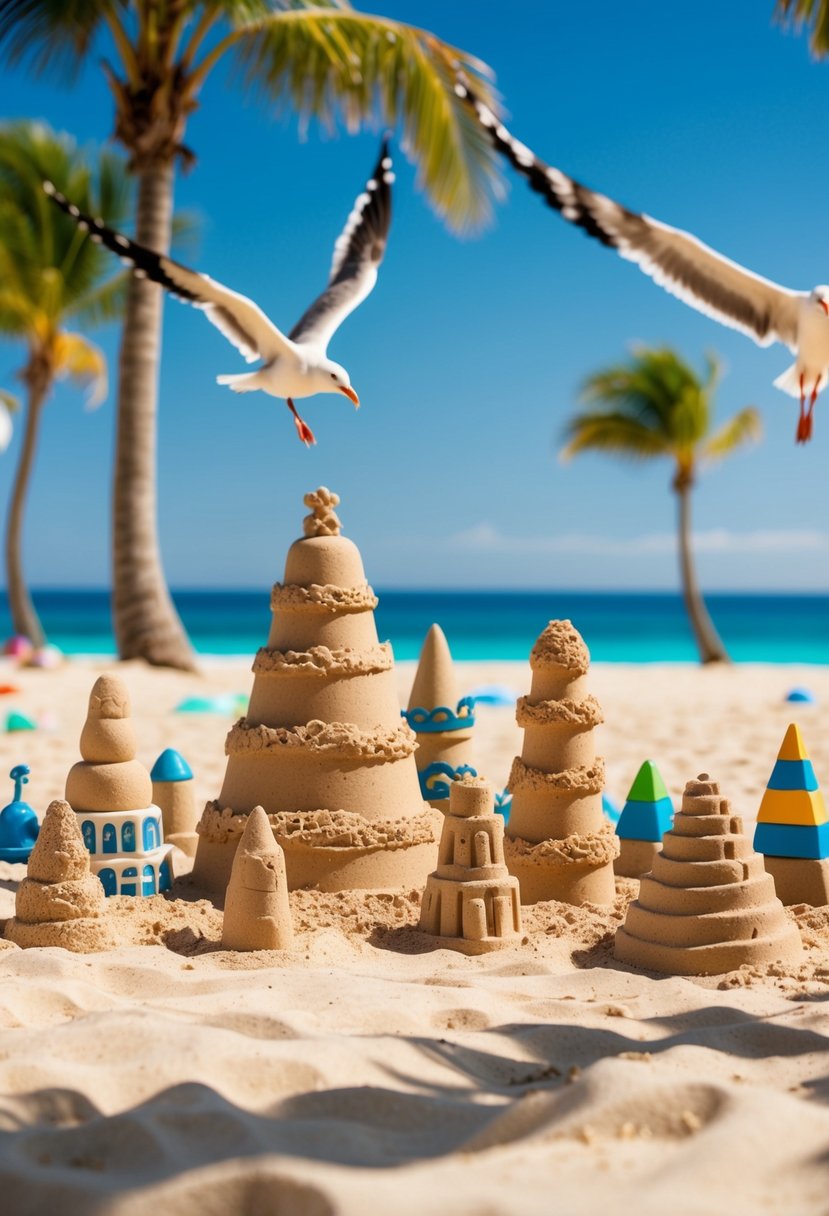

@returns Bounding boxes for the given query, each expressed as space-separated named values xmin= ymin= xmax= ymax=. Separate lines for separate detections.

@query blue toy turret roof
xmin=150 ymin=748 xmax=193 ymax=782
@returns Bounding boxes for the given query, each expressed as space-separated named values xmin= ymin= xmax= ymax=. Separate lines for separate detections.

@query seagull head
xmin=317 ymin=359 xmax=360 ymax=408
xmin=811 ymin=287 xmax=829 ymax=316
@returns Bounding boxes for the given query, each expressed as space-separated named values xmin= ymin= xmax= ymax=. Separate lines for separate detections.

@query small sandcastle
xmin=404 ymin=624 xmax=477 ymax=809
xmin=614 ymin=760 xmax=674 ymax=878
xmin=222 ymin=807 xmax=293 ymax=951
xmin=193 ymin=487 xmax=440 ymax=894
xmin=504 ymin=620 xmax=618 ymax=905
xmin=5 ymin=799 xmax=114 ymax=951
xmin=615 ymin=773 xmax=803 ymax=975
xmin=151 ymin=749 xmax=199 ymax=858
xmin=419 ymin=775 xmax=522 ymax=952
xmin=66 ymin=675 xmax=173 ymax=897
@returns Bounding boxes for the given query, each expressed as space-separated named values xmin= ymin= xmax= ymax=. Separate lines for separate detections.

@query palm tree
xmin=775 ymin=1 xmax=829 ymax=51
xmin=561 ymin=347 xmax=762 ymax=664
xmin=0 ymin=2 xmax=503 ymax=671
xmin=0 ymin=122 xmax=128 ymax=648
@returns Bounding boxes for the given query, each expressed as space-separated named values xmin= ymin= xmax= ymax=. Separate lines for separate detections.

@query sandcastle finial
xmin=303 ymin=486 xmax=342 ymax=537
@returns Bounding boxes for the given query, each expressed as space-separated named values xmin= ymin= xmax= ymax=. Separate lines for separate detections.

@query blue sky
xmin=1 ymin=0 xmax=828 ymax=591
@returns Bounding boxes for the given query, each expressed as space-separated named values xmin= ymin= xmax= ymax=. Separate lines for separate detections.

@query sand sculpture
xmin=504 ymin=620 xmax=618 ymax=905
xmin=4 ymin=799 xmax=114 ymax=951
xmin=419 ymin=775 xmax=522 ymax=952
xmin=754 ymin=724 xmax=829 ymax=907
xmin=221 ymin=806 xmax=293 ymax=950
xmin=615 ymin=760 xmax=674 ymax=878
xmin=65 ymin=675 xmax=173 ymax=897
xmin=404 ymin=624 xmax=477 ymax=809
xmin=615 ymin=773 xmax=803 ymax=974
xmin=193 ymin=487 xmax=440 ymax=894
xmin=152 ymin=749 xmax=199 ymax=857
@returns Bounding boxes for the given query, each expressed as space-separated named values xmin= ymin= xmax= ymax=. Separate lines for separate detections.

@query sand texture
xmin=2 ymin=657 xmax=829 ymax=1212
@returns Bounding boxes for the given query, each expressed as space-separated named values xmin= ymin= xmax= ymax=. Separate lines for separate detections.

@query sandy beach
xmin=1 ymin=656 xmax=829 ymax=1214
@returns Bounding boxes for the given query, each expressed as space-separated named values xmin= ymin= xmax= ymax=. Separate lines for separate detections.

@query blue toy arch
xmin=98 ymin=867 xmax=116 ymax=897
xmin=121 ymin=865 xmax=138 ymax=896
xmin=102 ymin=823 xmax=117 ymax=854
xmin=142 ymin=817 xmax=160 ymax=851
xmin=142 ymin=863 xmax=156 ymax=896
xmin=159 ymin=857 xmax=172 ymax=892
xmin=122 ymin=820 xmax=136 ymax=853
xmin=81 ymin=820 xmax=96 ymax=853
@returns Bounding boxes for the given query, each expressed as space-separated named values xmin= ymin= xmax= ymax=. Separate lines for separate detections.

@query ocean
xmin=2 ymin=590 xmax=828 ymax=663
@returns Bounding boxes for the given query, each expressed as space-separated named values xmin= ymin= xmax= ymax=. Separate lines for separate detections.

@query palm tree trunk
xmin=4 ymin=355 xmax=49 ymax=649
xmin=112 ymin=162 xmax=197 ymax=671
xmin=675 ymin=480 xmax=730 ymax=664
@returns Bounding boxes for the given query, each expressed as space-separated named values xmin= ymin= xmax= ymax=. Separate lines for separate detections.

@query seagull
xmin=44 ymin=140 xmax=394 ymax=446
xmin=455 ymin=79 xmax=829 ymax=444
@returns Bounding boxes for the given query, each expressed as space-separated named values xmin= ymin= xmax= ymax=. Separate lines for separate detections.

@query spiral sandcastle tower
xmin=405 ymin=624 xmax=477 ymax=809
xmin=615 ymin=773 xmax=803 ymax=975
xmin=193 ymin=488 xmax=441 ymax=894
xmin=504 ymin=621 xmax=618 ymax=905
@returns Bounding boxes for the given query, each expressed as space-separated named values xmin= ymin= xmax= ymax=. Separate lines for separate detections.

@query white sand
xmin=2 ymin=656 xmax=829 ymax=1214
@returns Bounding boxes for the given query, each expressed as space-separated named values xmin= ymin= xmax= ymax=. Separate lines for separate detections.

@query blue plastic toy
xmin=495 ymin=788 xmax=512 ymax=822
xmin=0 ymin=764 xmax=39 ymax=863
xmin=602 ymin=793 xmax=621 ymax=824
xmin=402 ymin=696 xmax=476 ymax=734
xmin=785 ymin=687 xmax=817 ymax=705
xmin=419 ymin=761 xmax=477 ymax=801
xmin=467 ymin=684 xmax=516 ymax=707
xmin=150 ymin=748 xmax=194 ymax=783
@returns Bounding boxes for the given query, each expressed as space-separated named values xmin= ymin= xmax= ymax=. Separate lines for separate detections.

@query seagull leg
xmin=797 ymin=373 xmax=808 ymax=444
xmin=804 ymin=378 xmax=821 ymax=443
xmin=286 ymin=398 xmax=316 ymax=447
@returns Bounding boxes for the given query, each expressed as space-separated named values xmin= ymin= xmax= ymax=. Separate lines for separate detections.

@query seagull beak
xmin=821 ymin=299 xmax=829 ymax=316
xmin=340 ymin=385 xmax=360 ymax=408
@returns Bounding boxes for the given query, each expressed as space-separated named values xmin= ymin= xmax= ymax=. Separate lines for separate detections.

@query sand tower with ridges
xmin=504 ymin=620 xmax=618 ymax=905
xmin=405 ymin=624 xmax=477 ymax=809
xmin=193 ymin=488 xmax=441 ymax=894
xmin=615 ymin=773 xmax=803 ymax=974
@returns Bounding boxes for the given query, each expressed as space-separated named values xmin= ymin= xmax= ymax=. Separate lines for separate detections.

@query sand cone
xmin=193 ymin=488 xmax=440 ymax=895
xmin=221 ymin=806 xmax=293 ymax=950
xmin=66 ymin=675 xmax=173 ymax=897
xmin=419 ymin=775 xmax=522 ymax=952
xmin=151 ymin=749 xmax=199 ymax=857
xmin=504 ymin=621 xmax=617 ymax=905
xmin=615 ymin=773 xmax=803 ymax=975
xmin=405 ymin=624 xmax=476 ymax=809
xmin=754 ymin=724 xmax=829 ymax=906
xmin=4 ymin=799 xmax=114 ymax=951
xmin=614 ymin=761 xmax=675 ymax=878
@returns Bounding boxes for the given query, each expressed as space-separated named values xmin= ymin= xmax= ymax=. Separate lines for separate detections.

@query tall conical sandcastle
xmin=5 ymin=799 xmax=114 ymax=951
xmin=614 ymin=760 xmax=674 ymax=878
xmin=615 ymin=773 xmax=803 ymax=974
xmin=193 ymin=488 xmax=440 ymax=894
xmin=222 ymin=807 xmax=293 ymax=951
xmin=405 ymin=624 xmax=476 ymax=809
xmin=754 ymin=724 xmax=829 ymax=907
xmin=419 ymin=775 xmax=522 ymax=952
xmin=504 ymin=620 xmax=618 ymax=905
xmin=66 ymin=675 xmax=173 ymax=897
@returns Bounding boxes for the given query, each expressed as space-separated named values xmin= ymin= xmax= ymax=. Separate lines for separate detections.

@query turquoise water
xmin=2 ymin=590 xmax=828 ymax=663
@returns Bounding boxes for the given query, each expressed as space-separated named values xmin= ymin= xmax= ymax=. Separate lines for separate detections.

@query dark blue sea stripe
xmin=767 ymin=759 xmax=819 ymax=791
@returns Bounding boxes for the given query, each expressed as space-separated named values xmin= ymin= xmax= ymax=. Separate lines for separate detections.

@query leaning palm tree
xmin=0 ymin=122 xmax=128 ymax=647
xmin=0 ymin=1 xmax=503 ymax=671
xmin=561 ymin=347 xmax=762 ymax=664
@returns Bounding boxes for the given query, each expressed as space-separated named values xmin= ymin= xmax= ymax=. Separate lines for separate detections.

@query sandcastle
xmin=4 ymin=799 xmax=114 ymax=951
xmin=419 ymin=775 xmax=522 ymax=952
xmin=193 ymin=488 xmax=441 ymax=894
xmin=152 ymin=748 xmax=199 ymax=858
xmin=404 ymin=624 xmax=476 ymax=809
xmin=615 ymin=773 xmax=803 ymax=975
xmin=66 ymin=675 xmax=173 ymax=897
xmin=754 ymin=724 xmax=829 ymax=907
xmin=614 ymin=760 xmax=674 ymax=878
xmin=504 ymin=620 xmax=618 ymax=905
xmin=222 ymin=806 xmax=293 ymax=950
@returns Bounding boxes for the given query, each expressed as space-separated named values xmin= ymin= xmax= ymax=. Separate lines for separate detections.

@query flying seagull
xmin=44 ymin=140 xmax=394 ymax=446
xmin=455 ymin=79 xmax=828 ymax=444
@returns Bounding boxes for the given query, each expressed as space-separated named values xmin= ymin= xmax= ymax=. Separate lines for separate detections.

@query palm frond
xmin=775 ymin=0 xmax=829 ymax=54
xmin=560 ymin=410 xmax=674 ymax=463
xmin=580 ymin=347 xmax=712 ymax=448
xmin=0 ymin=0 xmax=113 ymax=77
xmin=226 ymin=7 xmax=503 ymax=231
xmin=702 ymin=406 xmax=763 ymax=463
xmin=54 ymin=331 xmax=108 ymax=408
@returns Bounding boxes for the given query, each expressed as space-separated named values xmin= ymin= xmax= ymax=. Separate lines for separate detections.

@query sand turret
xmin=151 ymin=749 xmax=198 ymax=857
xmin=504 ymin=621 xmax=617 ymax=905
xmin=615 ymin=773 xmax=803 ymax=974
xmin=193 ymin=488 xmax=440 ymax=894
xmin=405 ymin=624 xmax=476 ymax=808
xmin=221 ymin=806 xmax=293 ymax=950
xmin=4 ymin=799 xmax=114 ymax=951
xmin=419 ymin=775 xmax=522 ymax=952
xmin=66 ymin=675 xmax=173 ymax=897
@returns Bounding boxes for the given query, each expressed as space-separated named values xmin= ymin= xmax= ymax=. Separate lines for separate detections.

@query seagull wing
xmin=289 ymin=139 xmax=393 ymax=352
xmin=43 ymin=183 xmax=293 ymax=364
xmin=463 ymin=88 xmax=803 ymax=352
